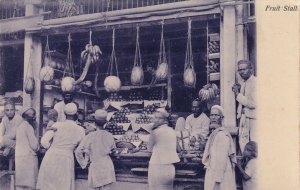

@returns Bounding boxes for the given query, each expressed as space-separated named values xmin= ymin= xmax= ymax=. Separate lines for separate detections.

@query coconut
xmin=61 ymin=77 xmax=75 ymax=92
xmin=184 ymin=68 xmax=196 ymax=87
xmin=131 ymin=66 xmax=144 ymax=85
xmin=155 ymin=62 xmax=168 ymax=81
xmin=104 ymin=76 xmax=121 ymax=92
xmin=24 ymin=77 xmax=35 ymax=94
xmin=40 ymin=66 xmax=54 ymax=82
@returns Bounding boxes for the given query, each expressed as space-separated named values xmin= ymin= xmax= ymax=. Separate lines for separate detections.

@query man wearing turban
xmin=202 ymin=105 xmax=237 ymax=190
xmin=37 ymin=103 xmax=85 ymax=190
xmin=75 ymin=109 xmax=116 ymax=190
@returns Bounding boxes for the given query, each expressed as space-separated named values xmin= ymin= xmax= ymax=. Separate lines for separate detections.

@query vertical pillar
xmin=0 ymin=48 xmax=5 ymax=95
xmin=236 ymin=4 xmax=245 ymax=83
xmin=23 ymin=2 xmax=43 ymax=135
xmin=220 ymin=3 xmax=237 ymax=127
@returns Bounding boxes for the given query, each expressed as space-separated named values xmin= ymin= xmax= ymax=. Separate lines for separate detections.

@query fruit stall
xmin=17 ymin=0 xmax=252 ymax=189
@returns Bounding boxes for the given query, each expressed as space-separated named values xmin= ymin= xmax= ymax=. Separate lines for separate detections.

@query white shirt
xmin=54 ymin=101 xmax=66 ymax=122
xmin=148 ymin=124 xmax=180 ymax=165
xmin=185 ymin=113 xmax=210 ymax=139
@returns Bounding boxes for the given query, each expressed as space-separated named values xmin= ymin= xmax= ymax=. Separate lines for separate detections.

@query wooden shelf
xmin=208 ymin=53 xmax=220 ymax=59
xmin=208 ymin=33 xmax=220 ymax=41
xmin=209 ymin=72 xmax=220 ymax=81
xmin=97 ymin=83 xmax=167 ymax=91
xmin=44 ymin=84 xmax=97 ymax=97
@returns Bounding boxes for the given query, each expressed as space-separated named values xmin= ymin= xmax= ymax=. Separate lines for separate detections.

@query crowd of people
xmin=0 ymin=59 xmax=256 ymax=190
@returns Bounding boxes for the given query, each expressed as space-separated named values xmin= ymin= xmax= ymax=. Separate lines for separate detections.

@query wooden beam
xmin=0 ymin=39 xmax=24 ymax=47
xmin=26 ymin=1 xmax=220 ymax=34
xmin=0 ymin=12 xmax=50 ymax=34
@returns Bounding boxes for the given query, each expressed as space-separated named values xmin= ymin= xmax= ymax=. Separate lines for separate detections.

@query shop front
xmin=4 ymin=0 xmax=255 ymax=189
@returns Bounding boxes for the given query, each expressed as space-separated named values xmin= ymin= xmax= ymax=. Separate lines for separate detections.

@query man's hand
xmin=232 ymin=83 xmax=241 ymax=96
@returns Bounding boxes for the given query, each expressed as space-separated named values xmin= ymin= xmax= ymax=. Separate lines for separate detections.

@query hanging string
xmin=134 ymin=25 xmax=142 ymax=67
xmin=185 ymin=18 xmax=194 ymax=70
xmin=25 ymin=46 xmax=34 ymax=80
xmin=43 ymin=35 xmax=51 ymax=66
xmin=64 ymin=33 xmax=75 ymax=78
xmin=107 ymin=28 xmax=119 ymax=77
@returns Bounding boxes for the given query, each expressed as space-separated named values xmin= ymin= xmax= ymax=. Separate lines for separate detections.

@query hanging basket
xmin=24 ymin=46 xmax=35 ymax=94
xmin=155 ymin=21 xmax=168 ymax=82
xmin=25 ymin=77 xmax=35 ymax=94
xmin=131 ymin=26 xmax=144 ymax=86
xmin=183 ymin=19 xmax=196 ymax=88
xmin=40 ymin=36 xmax=55 ymax=83
xmin=104 ymin=28 xmax=121 ymax=93
xmin=61 ymin=33 xmax=76 ymax=92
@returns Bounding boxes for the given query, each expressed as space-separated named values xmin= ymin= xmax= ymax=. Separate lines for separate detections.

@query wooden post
xmin=0 ymin=48 xmax=5 ymax=95
xmin=220 ymin=3 xmax=237 ymax=127
xmin=23 ymin=2 xmax=43 ymax=135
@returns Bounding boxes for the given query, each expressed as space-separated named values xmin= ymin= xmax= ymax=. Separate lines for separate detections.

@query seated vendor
xmin=0 ymin=99 xmax=23 ymax=156
xmin=185 ymin=99 xmax=210 ymax=140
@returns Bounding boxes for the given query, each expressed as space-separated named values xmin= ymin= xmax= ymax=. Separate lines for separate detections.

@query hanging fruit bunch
xmin=40 ymin=36 xmax=54 ymax=83
xmin=131 ymin=26 xmax=144 ymax=86
xmin=61 ymin=34 xmax=76 ymax=93
xmin=74 ymin=30 xmax=102 ymax=85
xmin=198 ymin=83 xmax=219 ymax=101
xmin=155 ymin=21 xmax=168 ymax=82
xmin=104 ymin=28 xmax=121 ymax=92
xmin=183 ymin=19 xmax=196 ymax=88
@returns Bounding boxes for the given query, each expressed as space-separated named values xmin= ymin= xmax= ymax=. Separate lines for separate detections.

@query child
xmin=46 ymin=109 xmax=58 ymax=131
xmin=236 ymin=141 xmax=257 ymax=190
xmin=75 ymin=109 xmax=116 ymax=190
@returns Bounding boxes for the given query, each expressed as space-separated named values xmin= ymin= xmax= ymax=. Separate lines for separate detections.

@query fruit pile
xmin=198 ymin=83 xmax=219 ymax=101
xmin=112 ymin=110 xmax=130 ymax=123
xmin=147 ymin=90 xmax=163 ymax=100
xmin=128 ymin=92 xmax=143 ymax=101
xmin=142 ymin=104 xmax=156 ymax=114
xmin=105 ymin=122 xmax=126 ymax=135
xmin=107 ymin=93 xmax=123 ymax=101
xmin=208 ymin=41 xmax=220 ymax=54
xmin=135 ymin=114 xmax=153 ymax=124
xmin=208 ymin=60 xmax=220 ymax=73
xmin=120 ymin=132 xmax=141 ymax=143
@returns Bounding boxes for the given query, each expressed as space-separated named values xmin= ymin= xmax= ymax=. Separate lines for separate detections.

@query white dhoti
xmin=148 ymin=164 xmax=175 ymax=190
xmin=239 ymin=114 xmax=256 ymax=152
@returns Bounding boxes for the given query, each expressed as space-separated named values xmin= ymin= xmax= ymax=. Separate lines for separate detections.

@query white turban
xmin=94 ymin=109 xmax=108 ymax=121
xmin=64 ymin=103 xmax=78 ymax=115
xmin=156 ymin=108 xmax=170 ymax=119
xmin=211 ymin=105 xmax=224 ymax=116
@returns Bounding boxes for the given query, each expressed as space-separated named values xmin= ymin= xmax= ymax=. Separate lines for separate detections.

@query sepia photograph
xmin=0 ymin=0 xmax=298 ymax=190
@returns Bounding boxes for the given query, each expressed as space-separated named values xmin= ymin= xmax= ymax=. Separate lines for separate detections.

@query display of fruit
xmin=112 ymin=111 xmax=130 ymax=123
xmin=104 ymin=75 xmax=121 ymax=92
xmin=131 ymin=66 xmax=144 ymax=86
xmin=142 ymin=105 xmax=156 ymax=114
xmin=105 ymin=122 xmax=126 ymax=135
xmin=208 ymin=41 xmax=220 ymax=54
xmin=61 ymin=77 xmax=75 ymax=92
xmin=198 ymin=83 xmax=219 ymax=101
xmin=135 ymin=114 xmax=153 ymax=124
xmin=120 ymin=132 xmax=140 ymax=143
xmin=128 ymin=91 xmax=143 ymax=101
xmin=208 ymin=60 xmax=220 ymax=73
xmin=40 ymin=66 xmax=54 ymax=82
xmin=155 ymin=62 xmax=168 ymax=81
xmin=74 ymin=44 xmax=102 ymax=85
xmin=184 ymin=67 xmax=196 ymax=88
xmin=107 ymin=93 xmax=123 ymax=101
xmin=147 ymin=90 xmax=162 ymax=100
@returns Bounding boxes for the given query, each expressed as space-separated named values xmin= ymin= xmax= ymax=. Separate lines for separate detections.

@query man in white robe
xmin=54 ymin=92 xmax=75 ymax=122
xmin=37 ymin=103 xmax=85 ymax=190
xmin=202 ymin=105 xmax=237 ymax=190
xmin=232 ymin=60 xmax=256 ymax=152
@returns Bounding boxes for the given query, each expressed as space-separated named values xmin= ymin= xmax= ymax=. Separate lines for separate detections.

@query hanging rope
xmin=107 ymin=28 xmax=119 ymax=77
xmin=154 ymin=20 xmax=168 ymax=83
xmin=63 ymin=33 xmax=75 ymax=78
xmin=43 ymin=35 xmax=51 ymax=66
xmin=184 ymin=18 xmax=196 ymax=88
xmin=24 ymin=46 xmax=35 ymax=94
xmin=134 ymin=26 xmax=142 ymax=68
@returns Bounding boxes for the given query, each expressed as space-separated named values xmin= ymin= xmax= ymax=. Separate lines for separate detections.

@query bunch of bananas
xmin=198 ymin=83 xmax=219 ymax=101
xmin=80 ymin=44 xmax=102 ymax=64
